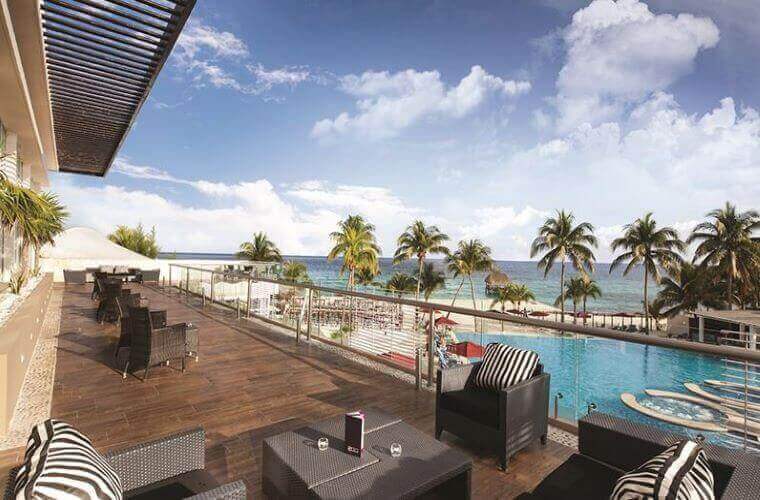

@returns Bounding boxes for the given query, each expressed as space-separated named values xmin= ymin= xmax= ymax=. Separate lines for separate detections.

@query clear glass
xmin=390 ymin=442 xmax=402 ymax=458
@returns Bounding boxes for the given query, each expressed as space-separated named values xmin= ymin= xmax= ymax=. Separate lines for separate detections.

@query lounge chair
xmin=517 ymin=412 xmax=759 ymax=499
xmin=3 ymin=427 xmax=246 ymax=499
xmin=122 ymin=306 xmax=187 ymax=380
xmin=435 ymin=361 xmax=550 ymax=470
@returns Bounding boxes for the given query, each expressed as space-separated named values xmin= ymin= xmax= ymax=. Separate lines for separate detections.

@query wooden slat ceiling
xmin=41 ymin=0 xmax=196 ymax=176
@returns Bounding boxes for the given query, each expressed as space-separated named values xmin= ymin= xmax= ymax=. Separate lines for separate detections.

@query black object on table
xmin=263 ymin=408 xmax=472 ymax=499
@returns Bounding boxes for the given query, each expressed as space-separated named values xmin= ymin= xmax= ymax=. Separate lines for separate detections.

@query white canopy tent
xmin=39 ymin=227 xmax=157 ymax=282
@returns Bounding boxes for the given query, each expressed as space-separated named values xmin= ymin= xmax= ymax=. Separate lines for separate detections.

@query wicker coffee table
xmin=262 ymin=409 xmax=472 ymax=499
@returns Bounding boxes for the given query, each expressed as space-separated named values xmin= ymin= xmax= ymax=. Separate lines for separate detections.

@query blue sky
xmin=52 ymin=0 xmax=760 ymax=260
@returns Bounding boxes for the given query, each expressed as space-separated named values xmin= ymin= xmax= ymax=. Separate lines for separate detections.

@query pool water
xmin=456 ymin=332 xmax=741 ymax=447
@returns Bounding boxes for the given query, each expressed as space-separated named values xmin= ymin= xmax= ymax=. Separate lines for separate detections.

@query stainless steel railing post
xmin=415 ymin=348 xmax=422 ymax=390
xmin=237 ymin=298 xmax=241 ymax=319
xmin=246 ymin=278 xmax=251 ymax=317
xmin=210 ymin=271 xmax=215 ymax=303
xmin=427 ymin=307 xmax=435 ymax=387
xmin=306 ymin=288 xmax=312 ymax=341
xmin=185 ymin=268 xmax=189 ymax=297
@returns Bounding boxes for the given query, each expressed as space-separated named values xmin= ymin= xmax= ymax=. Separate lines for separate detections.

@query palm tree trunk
xmin=416 ymin=258 xmax=424 ymax=300
xmin=501 ymin=303 xmax=505 ymax=332
xmin=643 ymin=269 xmax=649 ymax=334
xmin=446 ymin=278 xmax=465 ymax=319
xmin=560 ymin=261 xmax=566 ymax=323
xmin=468 ymin=274 xmax=477 ymax=329
xmin=573 ymin=301 xmax=577 ymax=324
xmin=727 ymin=269 xmax=733 ymax=311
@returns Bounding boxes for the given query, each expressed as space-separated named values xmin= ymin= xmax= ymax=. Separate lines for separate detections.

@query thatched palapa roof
xmin=484 ymin=269 xmax=510 ymax=287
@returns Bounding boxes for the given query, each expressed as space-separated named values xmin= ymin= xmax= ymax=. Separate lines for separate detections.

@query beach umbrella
xmin=435 ymin=316 xmax=458 ymax=327
xmin=529 ymin=311 xmax=551 ymax=317
xmin=447 ymin=341 xmax=483 ymax=358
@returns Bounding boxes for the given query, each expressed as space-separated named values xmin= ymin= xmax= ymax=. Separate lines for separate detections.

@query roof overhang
xmin=692 ymin=310 xmax=760 ymax=329
xmin=1 ymin=0 xmax=57 ymax=186
xmin=39 ymin=0 xmax=196 ymax=176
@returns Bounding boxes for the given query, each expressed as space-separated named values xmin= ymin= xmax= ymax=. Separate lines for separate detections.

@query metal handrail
xmin=167 ymin=263 xmax=760 ymax=364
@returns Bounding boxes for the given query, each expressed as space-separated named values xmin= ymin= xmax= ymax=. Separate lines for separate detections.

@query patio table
xmin=263 ymin=408 xmax=471 ymax=499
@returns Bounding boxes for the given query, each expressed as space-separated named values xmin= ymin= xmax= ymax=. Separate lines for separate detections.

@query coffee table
xmin=263 ymin=409 xmax=472 ymax=499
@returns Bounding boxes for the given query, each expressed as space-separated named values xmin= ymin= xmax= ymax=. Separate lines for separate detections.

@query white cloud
xmin=554 ymin=0 xmax=719 ymax=131
xmin=461 ymin=206 xmax=549 ymax=240
xmin=312 ymin=65 xmax=530 ymax=140
xmin=171 ymin=19 xmax=317 ymax=97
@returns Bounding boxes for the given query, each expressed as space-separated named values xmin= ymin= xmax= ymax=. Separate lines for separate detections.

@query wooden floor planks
xmin=1 ymin=284 xmax=574 ymax=498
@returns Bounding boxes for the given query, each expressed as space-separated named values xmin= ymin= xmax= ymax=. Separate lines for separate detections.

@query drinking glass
xmin=317 ymin=437 xmax=329 ymax=451
xmin=390 ymin=442 xmax=402 ymax=458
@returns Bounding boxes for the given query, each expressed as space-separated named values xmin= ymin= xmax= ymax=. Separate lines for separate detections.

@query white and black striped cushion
xmin=473 ymin=343 xmax=540 ymax=391
xmin=610 ymin=440 xmax=714 ymax=500
xmin=13 ymin=419 xmax=122 ymax=500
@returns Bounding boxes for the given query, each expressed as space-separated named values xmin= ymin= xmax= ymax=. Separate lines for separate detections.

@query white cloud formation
xmin=461 ymin=206 xmax=550 ymax=240
xmin=312 ymin=65 xmax=530 ymax=140
xmin=171 ymin=19 xmax=318 ymax=98
xmin=554 ymin=0 xmax=719 ymax=131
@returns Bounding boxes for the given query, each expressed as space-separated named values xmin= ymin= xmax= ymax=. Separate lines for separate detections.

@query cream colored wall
xmin=0 ymin=273 xmax=52 ymax=437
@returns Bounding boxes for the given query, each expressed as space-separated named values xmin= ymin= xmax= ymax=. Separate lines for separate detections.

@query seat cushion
xmin=474 ymin=343 xmax=539 ymax=391
xmin=531 ymin=454 xmax=623 ymax=500
xmin=13 ymin=419 xmax=122 ymax=499
xmin=611 ymin=440 xmax=714 ymax=500
xmin=439 ymin=388 xmax=499 ymax=427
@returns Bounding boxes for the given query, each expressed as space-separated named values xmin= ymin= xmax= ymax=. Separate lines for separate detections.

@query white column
xmin=698 ymin=316 xmax=705 ymax=343
xmin=750 ymin=326 xmax=757 ymax=351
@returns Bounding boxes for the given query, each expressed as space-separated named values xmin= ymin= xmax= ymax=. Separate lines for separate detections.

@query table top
xmin=264 ymin=408 xmax=471 ymax=499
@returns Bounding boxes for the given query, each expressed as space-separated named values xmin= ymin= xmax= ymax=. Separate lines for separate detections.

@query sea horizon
xmin=158 ymin=252 xmax=653 ymax=313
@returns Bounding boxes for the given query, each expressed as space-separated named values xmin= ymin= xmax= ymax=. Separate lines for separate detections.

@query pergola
xmin=40 ymin=0 xmax=196 ymax=175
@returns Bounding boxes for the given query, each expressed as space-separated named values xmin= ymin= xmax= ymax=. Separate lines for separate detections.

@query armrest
xmin=437 ymin=362 xmax=480 ymax=394
xmin=104 ymin=427 xmax=205 ymax=492
xmin=499 ymin=372 xmax=550 ymax=427
xmin=152 ymin=324 xmax=187 ymax=358
xmin=186 ymin=480 xmax=247 ymax=500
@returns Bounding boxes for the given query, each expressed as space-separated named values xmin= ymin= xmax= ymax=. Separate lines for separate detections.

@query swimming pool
xmin=456 ymin=332 xmax=744 ymax=448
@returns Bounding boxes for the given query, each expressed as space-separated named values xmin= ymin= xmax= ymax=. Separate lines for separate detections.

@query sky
xmin=51 ymin=0 xmax=760 ymax=261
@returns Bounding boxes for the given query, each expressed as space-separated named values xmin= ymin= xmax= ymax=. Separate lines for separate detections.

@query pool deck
xmin=0 ymin=283 xmax=575 ymax=498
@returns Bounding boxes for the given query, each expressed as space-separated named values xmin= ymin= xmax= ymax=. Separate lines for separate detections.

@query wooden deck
xmin=2 ymin=284 xmax=574 ymax=498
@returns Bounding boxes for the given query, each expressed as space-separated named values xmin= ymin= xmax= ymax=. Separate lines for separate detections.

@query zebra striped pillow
xmin=610 ymin=440 xmax=714 ymax=500
xmin=13 ymin=419 xmax=123 ymax=500
xmin=473 ymin=343 xmax=540 ymax=391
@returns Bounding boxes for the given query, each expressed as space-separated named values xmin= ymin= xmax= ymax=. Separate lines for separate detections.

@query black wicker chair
xmin=122 ymin=306 xmax=187 ymax=381
xmin=96 ymin=279 xmax=124 ymax=323
xmin=436 ymin=361 xmax=549 ymax=471
xmin=137 ymin=269 xmax=161 ymax=283
xmin=3 ymin=427 xmax=246 ymax=499
xmin=517 ymin=412 xmax=760 ymax=499
xmin=114 ymin=296 xmax=169 ymax=358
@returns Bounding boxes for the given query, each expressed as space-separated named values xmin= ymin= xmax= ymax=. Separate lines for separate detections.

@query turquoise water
xmin=456 ymin=332 xmax=747 ymax=447
xmin=160 ymin=253 xmax=654 ymax=312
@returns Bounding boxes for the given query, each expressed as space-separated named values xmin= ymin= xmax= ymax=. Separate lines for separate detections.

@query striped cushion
xmin=473 ymin=343 xmax=540 ymax=391
xmin=610 ymin=440 xmax=714 ymax=500
xmin=13 ymin=419 xmax=122 ymax=500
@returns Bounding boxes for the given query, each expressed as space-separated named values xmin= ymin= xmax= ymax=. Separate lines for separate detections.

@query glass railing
xmin=163 ymin=263 xmax=760 ymax=454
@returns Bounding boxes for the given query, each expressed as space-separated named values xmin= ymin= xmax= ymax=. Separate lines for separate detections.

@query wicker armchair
xmin=96 ymin=279 xmax=123 ymax=323
xmin=137 ymin=269 xmax=161 ymax=283
xmin=436 ymin=361 xmax=550 ymax=471
xmin=123 ymin=306 xmax=187 ymax=381
xmin=3 ymin=428 xmax=246 ymax=499
xmin=517 ymin=412 xmax=760 ymax=499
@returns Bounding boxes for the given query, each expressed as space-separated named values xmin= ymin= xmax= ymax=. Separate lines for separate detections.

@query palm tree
xmin=237 ymin=232 xmax=282 ymax=262
xmin=385 ymin=272 xmax=417 ymax=298
xmin=393 ymin=220 xmax=449 ymax=300
xmin=510 ymin=283 xmax=536 ymax=311
xmin=0 ymin=179 xmax=67 ymax=271
xmin=354 ymin=265 xmax=382 ymax=288
xmin=419 ymin=262 xmax=446 ymax=301
xmin=327 ymin=215 xmax=381 ymax=290
xmin=446 ymin=240 xmax=493 ymax=326
xmin=655 ymin=262 xmax=721 ymax=317
xmin=555 ymin=276 xmax=585 ymax=323
xmin=687 ymin=203 xmax=760 ymax=310
xmin=609 ymin=213 xmax=685 ymax=333
xmin=108 ymin=223 xmax=160 ymax=258
xmin=281 ymin=260 xmax=310 ymax=282
xmin=576 ymin=276 xmax=601 ymax=324
xmin=530 ymin=210 xmax=597 ymax=323
xmin=491 ymin=285 xmax=514 ymax=331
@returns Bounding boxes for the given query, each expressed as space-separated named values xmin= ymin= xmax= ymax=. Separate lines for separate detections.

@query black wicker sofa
xmin=4 ymin=427 xmax=245 ymax=499
xmin=517 ymin=412 xmax=760 ymax=499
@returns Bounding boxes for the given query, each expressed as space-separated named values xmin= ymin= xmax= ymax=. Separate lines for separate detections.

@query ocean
xmin=159 ymin=252 xmax=654 ymax=313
